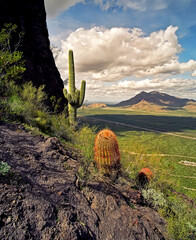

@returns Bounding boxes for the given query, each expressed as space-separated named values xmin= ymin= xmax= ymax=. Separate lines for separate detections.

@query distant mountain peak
xmin=115 ymin=91 xmax=195 ymax=108
xmin=150 ymin=91 xmax=160 ymax=94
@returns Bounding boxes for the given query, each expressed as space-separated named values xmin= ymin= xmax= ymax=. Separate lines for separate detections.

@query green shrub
xmin=50 ymin=113 xmax=74 ymax=141
xmin=74 ymin=125 xmax=97 ymax=181
xmin=76 ymin=125 xmax=97 ymax=162
xmin=0 ymin=23 xmax=25 ymax=118
xmin=3 ymin=80 xmax=72 ymax=141
xmin=0 ymin=161 xmax=11 ymax=176
xmin=160 ymin=197 xmax=196 ymax=240
xmin=142 ymin=188 xmax=166 ymax=208
xmin=0 ymin=24 xmax=25 ymax=97
xmin=7 ymin=82 xmax=50 ymax=127
xmin=121 ymin=144 xmax=165 ymax=184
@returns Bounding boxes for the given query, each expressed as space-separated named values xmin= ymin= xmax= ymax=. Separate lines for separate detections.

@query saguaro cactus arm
xmin=68 ymin=50 xmax=75 ymax=96
xmin=63 ymin=89 xmax=72 ymax=103
xmin=79 ymin=80 xmax=86 ymax=107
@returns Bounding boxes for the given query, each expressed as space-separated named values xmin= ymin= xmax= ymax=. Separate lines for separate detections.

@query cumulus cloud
xmin=55 ymin=25 xmax=196 ymax=82
xmin=192 ymin=70 xmax=196 ymax=77
xmin=45 ymin=0 xmax=84 ymax=18
xmin=115 ymin=78 xmax=196 ymax=91
xmin=85 ymin=77 xmax=196 ymax=102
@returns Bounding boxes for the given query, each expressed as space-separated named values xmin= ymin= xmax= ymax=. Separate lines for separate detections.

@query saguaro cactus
xmin=94 ymin=129 xmax=121 ymax=171
xmin=63 ymin=50 xmax=86 ymax=124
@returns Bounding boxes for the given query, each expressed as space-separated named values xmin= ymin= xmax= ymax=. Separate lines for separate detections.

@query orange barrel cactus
xmin=94 ymin=129 xmax=120 ymax=170
xmin=138 ymin=168 xmax=153 ymax=184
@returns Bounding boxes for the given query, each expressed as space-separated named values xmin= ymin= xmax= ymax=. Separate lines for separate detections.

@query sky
xmin=45 ymin=0 xmax=196 ymax=103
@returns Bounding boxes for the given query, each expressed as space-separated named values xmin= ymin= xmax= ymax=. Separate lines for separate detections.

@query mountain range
xmin=115 ymin=91 xmax=196 ymax=108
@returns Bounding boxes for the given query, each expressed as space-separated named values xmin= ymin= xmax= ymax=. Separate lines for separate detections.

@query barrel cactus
xmin=138 ymin=168 xmax=153 ymax=185
xmin=63 ymin=50 xmax=86 ymax=124
xmin=94 ymin=129 xmax=120 ymax=171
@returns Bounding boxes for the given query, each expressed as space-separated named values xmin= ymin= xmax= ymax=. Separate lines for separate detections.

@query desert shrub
xmin=0 ymin=23 xmax=25 ymax=117
xmin=140 ymin=178 xmax=195 ymax=240
xmin=75 ymin=125 xmax=97 ymax=161
xmin=7 ymin=82 xmax=50 ymax=126
xmin=159 ymin=196 xmax=196 ymax=240
xmin=167 ymin=212 xmax=195 ymax=240
xmin=120 ymin=141 xmax=196 ymax=239
xmin=121 ymin=143 xmax=165 ymax=183
xmin=74 ymin=125 xmax=98 ymax=181
xmin=142 ymin=188 xmax=166 ymax=208
xmin=0 ymin=161 xmax=11 ymax=176
xmin=4 ymin=81 xmax=72 ymax=140
xmin=50 ymin=113 xmax=74 ymax=141
xmin=0 ymin=23 xmax=25 ymax=97
xmin=140 ymin=181 xmax=196 ymax=240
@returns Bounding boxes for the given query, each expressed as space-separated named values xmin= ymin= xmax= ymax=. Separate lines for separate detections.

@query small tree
xmin=0 ymin=23 xmax=26 ymax=97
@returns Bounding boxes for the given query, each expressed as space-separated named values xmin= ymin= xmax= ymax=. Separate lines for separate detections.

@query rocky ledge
xmin=0 ymin=122 xmax=167 ymax=240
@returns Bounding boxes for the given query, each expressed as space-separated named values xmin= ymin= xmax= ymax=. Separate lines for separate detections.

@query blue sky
xmin=45 ymin=0 xmax=196 ymax=102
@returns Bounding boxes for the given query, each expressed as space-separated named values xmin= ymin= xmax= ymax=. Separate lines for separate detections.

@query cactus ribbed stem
xmin=94 ymin=129 xmax=120 ymax=171
xmin=69 ymin=50 xmax=75 ymax=96
xmin=63 ymin=50 xmax=86 ymax=125
xmin=79 ymin=80 xmax=86 ymax=106
xmin=68 ymin=104 xmax=77 ymax=125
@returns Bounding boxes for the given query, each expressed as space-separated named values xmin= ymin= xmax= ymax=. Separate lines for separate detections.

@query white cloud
xmin=55 ymin=25 xmax=196 ymax=82
xmin=94 ymin=0 xmax=112 ymax=11
xmin=93 ymin=0 xmax=169 ymax=11
xmin=151 ymin=0 xmax=167 ymax=10
xmin=123 ymin=0 xmax=147 ymax=11
xmin=45 ymin=0 xmax=169 ymax=18
xmin=93 ymin=0 xmax=147 ymax=11
xmin=192 ymin=70 xmax=196 ymax=77
xmin=115 ymin=78 xmax=195 ymax=91
xmin=45 ymin=0 xmax=84 ymax=18
xmin=85 ymin=77 xmax=196 ymax=102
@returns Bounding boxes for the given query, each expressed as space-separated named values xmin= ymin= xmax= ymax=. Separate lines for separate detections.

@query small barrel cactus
xmin=94 ymin=129 xmax=120 ymax=170
xmin=138 ymin=168 xmax=153 ymax=184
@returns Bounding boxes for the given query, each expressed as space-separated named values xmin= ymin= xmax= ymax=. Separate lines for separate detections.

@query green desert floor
xmin=78 ymin=107 xmax=196 ymax=201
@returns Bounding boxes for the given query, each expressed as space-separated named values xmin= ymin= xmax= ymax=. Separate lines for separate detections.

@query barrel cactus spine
xmin=63 ymin=50 xmax=86 ymax=124
xmin=94 ymin=129 xmax=121 ymax=171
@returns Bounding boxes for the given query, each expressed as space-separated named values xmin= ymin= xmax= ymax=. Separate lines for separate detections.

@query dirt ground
xmin=0 ymin=122 xmax=167 ymax=240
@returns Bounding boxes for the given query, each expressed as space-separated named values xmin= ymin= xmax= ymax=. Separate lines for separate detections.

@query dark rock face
xmin=0 ymin=122 xmax=167 ymax=240
xmin=0 ymin=0 xmax=67 ymax=111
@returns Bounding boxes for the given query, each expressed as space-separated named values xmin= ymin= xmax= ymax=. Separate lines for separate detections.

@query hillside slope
xmin=115 ymin=91 xmax=195 ymax=108
xmin=0 ymin=122 xmax=167 ymax=240
xmin=128 ymin=100 xmax=167 ymax=112
xmin=87 ymin=103 xmax=107 ymax=108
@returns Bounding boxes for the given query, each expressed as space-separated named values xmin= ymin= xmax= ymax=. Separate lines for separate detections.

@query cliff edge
xmin=0 ymin=122 xmax=167 ymax=240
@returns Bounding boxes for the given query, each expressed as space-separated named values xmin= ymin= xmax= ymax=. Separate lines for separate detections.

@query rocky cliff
xmin=0 ymin=0 xmax=67 ymax=111
xmin=0 ymin=122 xmax=167 ymax=239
